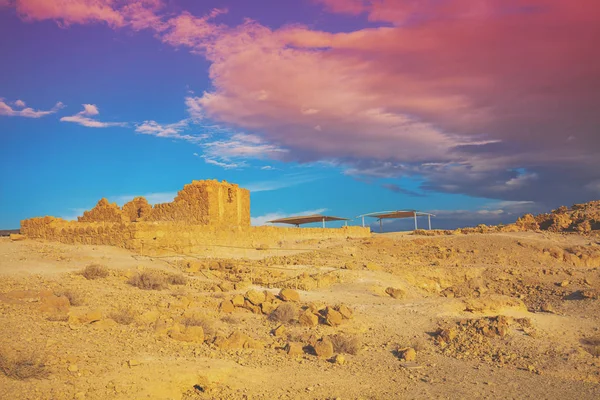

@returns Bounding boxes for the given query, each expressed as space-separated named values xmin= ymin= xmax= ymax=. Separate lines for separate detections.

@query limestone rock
xmin=314 ymin=338 xmax=334 ymax=359
xmin=245 ymin=290 xmax=266 ymax=305
xmin=273 ymin=325 xmax=286 ymax=338
xmin=243 ymin=300 xmax=262 ymax=314
xmin=214 ymin=331 xmax=263 ymax=350
xmin=322 ymin=307 xmax=343 ymax=326
xmin=337 ymin=304 xmax=353 ymax=319
xmin=398 ymin=347 xmax=416 ymax=361
xmin=231 ymin=294 xmax=245 ymax=307
xmin=39 ymin=294 xmax=70 ymax=315
xmin=333 ymin=354 xmax=346 ymax=365
xmin=385 ymin=287 xmax=406 ymax=299
xmin=279 ymin=288 xmax=300 ymax=302
xmin=261 ymin=301 xmax=277 ymax=315
xmin=286 ymin=342 xmax=304 ymax=357
xmin=299 ymin=310 xmax=319 ymax=328
xmin=220 ymin=300 xmax=235 ymax=314
xmin=169 ymin=324 xmax=204 ymax=343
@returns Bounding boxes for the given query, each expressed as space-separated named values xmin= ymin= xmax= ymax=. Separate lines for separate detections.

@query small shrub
xmin=110 ymin=309 xmax=136 ymax=325
xmin=0 ymin=349 xmax=48 ymax=380
xmin=221 ymin=315 xmax=240 ymax=325
xmin=55 ymin=289 xmax=85 ymax=306
xmin=330 ymin=334 xmax=361 ymax=355
xmin=181 ymin=316 xmax=216 ymax=339
xmin=582 ymin=336 xmax=600 ymax=357
xmin=128 ymin=271 xmax=167 ymax=290
xmin=269 ymin=303 xmax=298 ymax=323
xmin=167 ymin=273 xmax=188 ymax=286
xmin=81 ymin=264 xmax=109 ymax=280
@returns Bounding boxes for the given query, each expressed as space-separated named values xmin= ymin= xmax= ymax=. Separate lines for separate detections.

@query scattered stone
xmin=279 ymin=288 xmax=300 ymax=302
xmin=314 ymin=338 xmax=334 ymax=359
xmin=214 ymin=331 xmax=264 ymax=350
xmin=245 ymin=290 xmax=266 ymax=305
xmin=398 ymin=347 xmax=417 ymax=361
xmin=9 ymin=233 xmax=26 ymax=241
xmin=322 ymin=307 xmax=343 ymax=326
xmin=273 ymin=325 xmax=286 ymax=338
xmin=385 ymin=287 xmax=406 ymax=299
xmin=308 ymin=302 xmax=326 ymax=314
xmin=299 ymin=310 xmax=319 ymax=328
xmin=231 ymin=294 xmax=245 ymax=307
xmin=68 ymin=364 xmax=79 ymax=373
xmin=128 ymin=360 xmax=141 ymax=367
xmin=560 ymin=280 xmax=570 ymax=287
xmin=243 ymin=300 xmax=262 ymax=314
xmin=169 ymin=324 xmax=204 ymax=343
xmin=541 ymin=302 xmax=554 ymax=313
xmin=261 ymin=301 xmax=277 ymax=315
xmin=337 ymin=304 xmax=353 ymax=319
xmin=333 ymin=354 xmax=346 ymax=365
xmin=218 ymin=282 xmax=234 ymax=292
xmin=39 ymin=294 xmax=70 ymax=314
xmin=220 ymin=300 xmax=235 ymax=314
xmin=264 ymin=290 xmax=277 ymax=302
xmin=286 ymin=342 xmax=304 ymax=357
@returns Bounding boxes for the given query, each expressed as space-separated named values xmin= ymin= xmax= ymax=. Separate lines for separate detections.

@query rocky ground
xmin=1 ymin=230 xmax=599 ymax=399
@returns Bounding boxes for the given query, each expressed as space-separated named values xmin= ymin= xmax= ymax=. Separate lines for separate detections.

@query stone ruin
xmin=20 ymin=179 xmax=369 ymax=255
xmin=76 ymin=180 xmax=250 ymax=227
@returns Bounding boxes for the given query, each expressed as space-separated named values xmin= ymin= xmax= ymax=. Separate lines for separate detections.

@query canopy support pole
xmin=414 ymin=211 xmax=418 ymax=230
xmin=428 ymin=215 xmax=431 ymax=230
xmin=362 ymin=216 xmax=365 ymax=227
xmin=322 ymin=218 xmax=325 ymax=228
xmin=379 ymin=218 xmax=383 ymax=233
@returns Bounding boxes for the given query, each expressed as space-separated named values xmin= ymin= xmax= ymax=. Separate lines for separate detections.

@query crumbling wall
xmin=78 ymin=199 xmax=127 ymax=223
xmin=122 ymin=197 xmax=152 ymax=222
xmin=21 ymin=218 xmax=370 ymax=255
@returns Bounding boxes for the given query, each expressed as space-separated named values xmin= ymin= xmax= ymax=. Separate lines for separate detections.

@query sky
xmin=1 ymin=0 xmax=599 ymax=231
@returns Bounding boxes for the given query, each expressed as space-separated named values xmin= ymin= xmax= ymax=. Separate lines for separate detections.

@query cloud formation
xmin=0 ymin=98 xmax=64 ymax=118
xmin=8 ymin=0 xmax=600 ymax=207
xmin=60 ymin=104 xmax=126 ymax=128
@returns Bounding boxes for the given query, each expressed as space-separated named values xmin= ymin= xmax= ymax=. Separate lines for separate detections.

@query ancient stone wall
xmin=20 ymin=218 xmax=370 ymax=255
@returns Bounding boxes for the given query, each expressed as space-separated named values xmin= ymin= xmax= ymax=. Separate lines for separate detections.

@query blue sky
xmin=2 ymin=0 xmax=599 ymax=230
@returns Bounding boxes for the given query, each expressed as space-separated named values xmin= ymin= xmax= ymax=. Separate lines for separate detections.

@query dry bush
xmin=582 ymin=336 xmax=600 ymax=357
xmin=55 ymin=289 xmax=85 ymax=306
xmin=167 ymin=273 xmax=188 ymax=286
xmin=221 ymin=315 xmax=240 ymax=325
xmin=181 ymin=316 xmax=216 ymax=339
xmin=269 ymin=303 xmax=298 ymax=323
xmin=330 ymin=334 xmax=361 ymax=355
xmin=128 ymin=270 xmax=167 ymax=290
xmin=110 ymin=309 xmax=136 ymax=325
xmin=81 ymin=264 xmax=109 ymax=280
xmin=0 ymin=349 xmax=48 ymax=380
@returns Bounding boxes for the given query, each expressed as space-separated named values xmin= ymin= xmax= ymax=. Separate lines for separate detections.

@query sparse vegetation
xmin=81 ymin=263 xmax=109 ymax=280
xmin=0 ymin=349 xmax=48 ymax=380
xmin=55 ymin=289 xmax=85 ymax=306
xmin=269 ymin=303 xmax=298 ymax=323
xmin=181 ymin=316 xmax=216 ymax=339
xmin=330 ymin=333 xmax=361 ymax=355
xmin=167 ymin=273 xmax=188 ymax=285
xmin=127 ymin=270 xmax=167 ymax=290
xmin=110 ymin=309 xmax=136 ymax=325
xmin=582 ymin=336 xmax=600 ymax=357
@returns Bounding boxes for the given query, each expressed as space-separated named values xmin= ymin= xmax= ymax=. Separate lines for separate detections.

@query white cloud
xmin=0 ymin=98 xmax=64 ymax=118
xmin=58 ymin=208 xmax=88 ymax=221
xmin=242 ymin=174 xmax=321 ymax=192
xmin=60 ymin=104 xmax=127 ymax=128
xmin=251 ymin=208 xmax=327 ymax=226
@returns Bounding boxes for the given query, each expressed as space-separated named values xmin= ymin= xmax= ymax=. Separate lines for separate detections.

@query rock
xmin=385 ymin=287 xmax=406 ymax=299
xmin=279 ymin=288 xmax=300 ymax=302
xmin=337 ymin=304 xmax=353 ymax=319
xmin=261 ymin=301 xmax=277 ymax=315
xmin=245 ymin=290 xmax=266 ymax=305
xmin=560 ymin=280 xmax=570 ymax=287
xmin=314 ymin=338 xmax=334 ymax=359
xmin=231 ymin=294 xmax=245 ymax=307
xmin=333 ymin=354 xmax=346 ymax=365
xmin=39 ymin=294 xmax=70 ymax=314
xmin=286 ymin=342 xmax=304 ymax=357
xmin=214 ymin=331 xmax=264 ymax=350
xmin=541 ymin=302 xmax=554 ymax=313
xmin=264 ymin=290 xmax=277 ymax=302
xmin=169 ymin=324 xmax=204 ymax=343
xmin=81 ymin=309 xmax=103 ymax=324
xmin=398 ymin=347 xmax=416 ymax=361
xmin=218 ymin=282 xmax=234 ymax=292
xmin=308 ymin=302 xmax=326 ymax=314
xmin=323 ymin=307 xmax=343 ymax=326
xmin=220 ymin=300 xmax=235 ymax=314
xmin=136 ymin=310 xmax=160 ymax=325
xmin=128 ymin=360 xmax=141 ymax=367
xmin=273 ymin=325 xmax=286 ymax=338
xmin=9 ymin=233 xmax=26 ymax=241
xmin=298 ymin=310 xmax=319 ymax=327
xmin=68 ymin=364 xmax=79 ymax=372
xmin=243 ymin=300 xmax=262 ymax=314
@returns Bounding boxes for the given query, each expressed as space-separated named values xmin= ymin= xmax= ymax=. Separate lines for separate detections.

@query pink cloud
xmin=0 ymin=98 xmax=64 ymax=118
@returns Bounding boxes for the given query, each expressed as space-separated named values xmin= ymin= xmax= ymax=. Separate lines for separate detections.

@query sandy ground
xmin=0 ymin=231 xmax=599 ymax=399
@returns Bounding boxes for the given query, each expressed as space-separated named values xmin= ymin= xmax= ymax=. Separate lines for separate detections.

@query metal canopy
xmin=267 ymin=214 xmax=349 ymax=228
xmin=357 ymin=210 xmax=435 ymax=232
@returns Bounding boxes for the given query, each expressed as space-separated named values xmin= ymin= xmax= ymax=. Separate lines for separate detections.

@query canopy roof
xmin=267 ymin=214 xmax=349 ymax=226
xmin=359 ymin=210 xmax=435 ymax=220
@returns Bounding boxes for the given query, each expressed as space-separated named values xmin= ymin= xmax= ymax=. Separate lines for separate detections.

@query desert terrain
xmin=1 ymin=225 xmax=599 ymax=400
